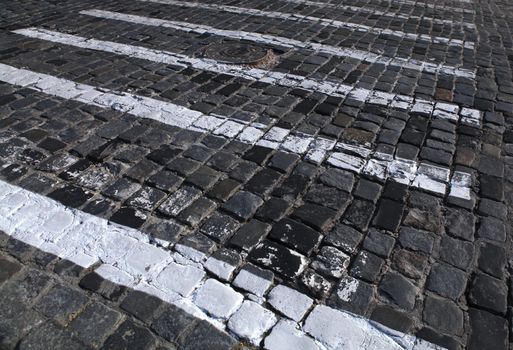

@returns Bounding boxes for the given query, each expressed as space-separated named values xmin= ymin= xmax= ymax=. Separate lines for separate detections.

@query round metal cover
xmin=203 ymin=42 xmax=275 ymax=66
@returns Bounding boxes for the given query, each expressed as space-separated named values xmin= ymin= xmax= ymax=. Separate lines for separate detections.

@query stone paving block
xmin=268 ymin=218 xmax=322 ymax=255
xmin=228 ymin=300 xmax=277 ymax=344
xmin=0 ymin=306 xmax=45 ymax=349
xmin=222 ymin=190 xmax=263 ymax=220
xmin=120 ymin=290 xmax=163 ymax=322
xmin=477 ymin=242 xmax=506 ymax=278
xmin=426 ymin=263 xmax=467 ymax=300
xmin=370 ymin=304 xmax=414 ymax=334
xmin=67 ymin=301 xmax=122 ymax=347
xmin=268 ymin=284 xmax=313 ymax=321
xmin=151 ymin=304 xmax=199 ymax=343
xmin=229 ymin=219 xmax=270 ymax=252
xmin=103 ymin=320 xmax=156 ymax=350
xmin=154 ymin=261 xmax=205 ymax=297
xmin=194 ymin=279 xmax=243 ymax=319
xmin=379 ymin=271 xmax=418 ymax=310
xmin=329 ymin=275 xmax=374 ymax=316
xmin=17 ymin=323 xmax=86 ymax=350
xmin=468 ymin=272 xmax=507 ymax=314
xmin=0 ymin=256 xmax=21 ymax=284
xmin=467 ymin=308 xmax=508 ymax=350
xmin=324 ymin=223 xmax=363 ymax=254
xmin=180 ymin=320 xmax=238 ymax=350
xmin=200 ymin=212 xmax=240 ymax=243
xmin=423 ymin=296 xmax=464 ymax=335
xmin=232 ymin=263 xmax=273 ymax=297
xmin=249 ymin=240 xmax=307 ymax=278
xmin=264 ymin=320 xmax=319 ymax=350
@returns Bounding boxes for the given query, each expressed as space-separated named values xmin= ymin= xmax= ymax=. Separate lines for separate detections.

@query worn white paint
xmin=80 ymin=9 xmax=474 ymax=78
xmin=9 ymin=28 xmax=483 ymax=125
xmin=280 ymin=0 xmax=475 ymax=23
xmin=268 ymin=284 xmax=313 ymax=321
xmin=282 ymin=0 xmax=474 ymax=15
xmin=0 ymin=180 xmax=440 ymax=349
xmin=0 ymin=63 xmax=475 ymax=200
xmin=138 ymin=0 xmax=475 ymax=48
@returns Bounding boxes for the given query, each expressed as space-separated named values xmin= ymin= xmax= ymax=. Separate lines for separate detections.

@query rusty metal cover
xmin=203 ymin=41 xmax=279 ymax=68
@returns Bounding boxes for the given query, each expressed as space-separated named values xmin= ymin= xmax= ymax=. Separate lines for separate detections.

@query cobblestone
xmin=0 ymin=0 xmax=512 ymax=347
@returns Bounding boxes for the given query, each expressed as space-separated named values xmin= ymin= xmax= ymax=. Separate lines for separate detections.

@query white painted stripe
xmin=12 ymin=28 xmax=482 ymax=127
xmin=365 ymin=0 xmax=474 ymax=13
xmin=138 ymin=0 xmax=475 ymax=49
xmin=80 ymin=9 xmax=474 ymax=79
xmin=0 ymin=179 xmax=440 ymax=349
xmin=0 ymin=62 xmax=474 ymax=200
xmin=278 ymin=0 xmax=476 ymax=28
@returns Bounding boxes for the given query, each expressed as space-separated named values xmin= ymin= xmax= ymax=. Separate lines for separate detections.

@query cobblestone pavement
xmin=0 ymin=0 xmax=512 ymax=348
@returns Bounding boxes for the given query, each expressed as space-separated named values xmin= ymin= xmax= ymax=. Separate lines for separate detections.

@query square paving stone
xmin=423 ymin=296 xmax=464 ymax=335
xmin=103 ymin=320 xmax=156 ymax=350
xmin=147 ymin=170 xmax=182 ymax=192
xmin=68 ymin=302 xmax=122 ymax=347
xmin=373 ymin=199 xmax=405 ymax=232
xmin=120 ymin=290 xmax=163 ymax=322
xmin=468 ymin=272 xmax=507 ymax=314
xmin=255 ymin=197 xmax=290 ymax=222
xmin=229 ymin=220 xmax=270 ymax=251
xmin=391 ymin=249 xmax=428 ymax=280
xmin=200 ymin=212 xmax=240 ymax=243
xmin=426 ymin=263 xmax=467 ymax=300
xmin=311 ymin=246 xmax=350 ymax=279
xmin=444 ymin=208 xmax=475 ymax=241
xmin=379 ymin=271 xmax=418 ymax=311
xmin=370 ymin=305 xmax=414 ymax=334
xmin=329 ymin=275 xmax=374 ymax=316
xmin=324 ymin=223 xmax=363 ymax=254
xmin=34 ymin=284 xmax=88 ymax=326
xmin=319 ymin=168 xmax=355 ymax=192
xmin=249 ymin=240 xmax=306 ymax=278
xmin=477 ymin=242 xmax=506 ymax=278
xmin=292 ymin=203 xmax=337 ymax=231
xmin=268 ymin=218 xmax=322 ymax=255
xmin=467 ymin=308 xmax=508 ymax=350
xmin=343 ymin=199 xmax=375 ymax=231
xmin=17 ymin=323 xmax=85 ymax=350
xmin=110 ymin=207 xmax=147 ymax=229
xmin=304 ymin=184 xmax=352 ymax=210
xmin=222 ymin=191 xmax=263 ymax=220
xmin=151 ymin=304 xmax=199 ymax=343
xmin=48 ymin=185 xmax=93 ymax=208
xmin=126 ymin=186 xmax=167 ymax=211
xmin=180 ymin=320 xmax=238 ymax=350
xmin=439 ymin=235 xmax=474 ymax=270
xmin=350 ymin=250 xmax=384 ymax=282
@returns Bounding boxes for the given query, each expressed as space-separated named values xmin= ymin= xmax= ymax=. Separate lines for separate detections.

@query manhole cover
xmin=203 ymin=42 xmax=279 ymax=68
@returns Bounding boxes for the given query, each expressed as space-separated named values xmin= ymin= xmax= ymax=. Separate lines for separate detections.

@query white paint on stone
xmin=0 ymin=62 xmax=474 ymax=200
xmin=0 ymin=180 xmax=443 ymax=348
xmin=233 ymin=268 xmax=273 ymax=297
xmin=227 ymin=300 xmax=278 ymax=344
xmin=448 ymin=171 xmax=472 ymax=200
xmin=80 ymin=9 xmax=474 ymax=78
xmin=305 ymin=305 xmax=407 ymax=349
xmin=204 ymin=257 xmax=237 ymax=281
xmin=336 ymin=276 xmax=360 ymax=302
xmin=137 ymin=0 xmax=475 ymax=49
xmin=193 ymin=279 xmax=243 ymax=319
xmin=268 ymin=284 xmax=313 ymax=321
xmin=4 ymin=32 xmax=482 ymax=123
xmin=277 ymin=0 xmax=475 ymax=28
xmin=153 ymin=261 xmax=206 ymax=297
xmin=265 ymin=320 xmax=320 ymax=350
